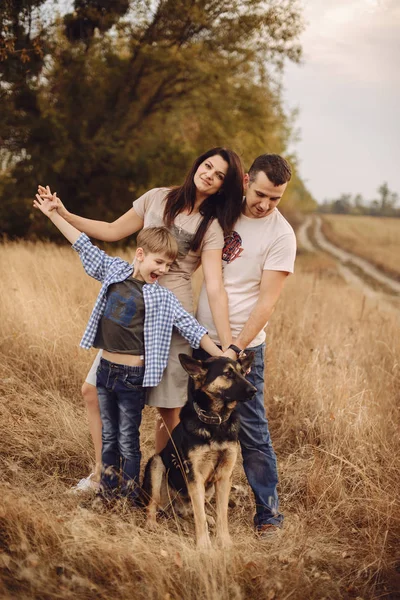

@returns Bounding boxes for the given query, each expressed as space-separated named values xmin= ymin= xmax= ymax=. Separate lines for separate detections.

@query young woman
xmin=38 ymin=147 xmax=244 ymax=490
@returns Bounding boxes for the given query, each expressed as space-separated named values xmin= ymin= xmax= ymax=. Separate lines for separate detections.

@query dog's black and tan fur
xmin=143 ymin=353 xmax=256 ymax=548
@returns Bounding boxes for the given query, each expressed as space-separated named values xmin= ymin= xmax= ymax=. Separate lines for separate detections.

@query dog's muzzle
xmin=243 ymin=383 xmax=257 ymax=401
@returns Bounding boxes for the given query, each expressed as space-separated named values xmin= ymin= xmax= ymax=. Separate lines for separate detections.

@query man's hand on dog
xmin=222 ymin=348 xmax=252 ymax=374
xmin=222 ymin=348 xmax=238 ymax=361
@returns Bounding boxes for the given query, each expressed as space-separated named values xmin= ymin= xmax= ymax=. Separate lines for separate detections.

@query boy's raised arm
xmin=33 ymin=193 xmax=81 ymax=245
xmin=33 ymin=192 xmax=120 ymax=283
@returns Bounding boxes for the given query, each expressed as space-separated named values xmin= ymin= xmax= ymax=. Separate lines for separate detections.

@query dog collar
xmin=192 ymin=401 xmax=230 ymax=425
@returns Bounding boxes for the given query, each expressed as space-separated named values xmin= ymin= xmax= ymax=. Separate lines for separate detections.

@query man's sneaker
xmin=256 ymin=523 xmax=282 ymax=540
xmin=71 ymin=473 xmax=101 ymax=494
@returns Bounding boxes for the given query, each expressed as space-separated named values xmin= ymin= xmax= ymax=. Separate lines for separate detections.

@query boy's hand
xmin=37 ymin=185 xmax=68 ymax=218
xmin=33 ymin=193 xmax=60 ymax=219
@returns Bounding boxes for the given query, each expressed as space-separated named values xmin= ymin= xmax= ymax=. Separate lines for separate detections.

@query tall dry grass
xmin=321 ymin=215 xmax=400 ymax=280
xmin=0 ymin=241 xmax=399 ymax=599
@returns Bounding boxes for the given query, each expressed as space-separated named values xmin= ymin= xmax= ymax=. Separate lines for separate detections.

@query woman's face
xmin=193 ymin=154 xmax=228 ymax=197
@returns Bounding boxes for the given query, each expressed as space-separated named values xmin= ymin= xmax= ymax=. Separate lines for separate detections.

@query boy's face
xmin=134 ymin=249 xmax=174 ymax=284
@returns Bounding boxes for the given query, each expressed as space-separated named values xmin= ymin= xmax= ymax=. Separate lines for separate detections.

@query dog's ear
xmin=237 ymin=351 xmax=255 ymax=373
xmin=179 ymin=354 xmax=206 ymax=382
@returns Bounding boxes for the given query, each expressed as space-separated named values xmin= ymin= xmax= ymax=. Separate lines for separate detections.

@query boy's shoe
xmin=256 ymin=523 xmax=282 ymax=540
xmin=71 ymin=473 xmax=101 ymax=494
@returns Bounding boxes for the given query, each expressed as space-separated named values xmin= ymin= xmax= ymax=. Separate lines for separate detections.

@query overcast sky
xmin=283 ymin=0 xmax=400 ymax=202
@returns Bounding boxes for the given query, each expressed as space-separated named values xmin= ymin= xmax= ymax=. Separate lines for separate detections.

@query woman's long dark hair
xmin=163 ymin=148 xmax=244 ymax=252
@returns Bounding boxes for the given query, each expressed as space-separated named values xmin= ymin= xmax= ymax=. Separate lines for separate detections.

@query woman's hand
xmin=33 ymin=192 xmax=82 ymax=244
xmin=33 ymin=193 xmax=60 ymax=219
xmin=37 ymin=185 xmax=69 ymax=218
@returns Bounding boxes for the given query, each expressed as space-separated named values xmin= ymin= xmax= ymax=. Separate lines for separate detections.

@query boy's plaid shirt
xmin=72 ymin=234 xmax=207 ymax=387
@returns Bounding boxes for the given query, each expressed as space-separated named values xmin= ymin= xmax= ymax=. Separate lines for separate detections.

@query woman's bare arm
xmin=63 ymin=207 xmax=144 ymax=242
xmin=201 ymin=248 xmax=232 ymax=351
xmin=37 ymin=185 xmax=144 ymax=241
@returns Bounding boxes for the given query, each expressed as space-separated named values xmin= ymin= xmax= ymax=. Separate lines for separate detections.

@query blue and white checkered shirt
xmin=72 ymin=234 xmax=207 ymax=387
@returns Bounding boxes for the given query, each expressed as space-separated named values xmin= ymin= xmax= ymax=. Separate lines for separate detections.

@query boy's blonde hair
xmin=137 ymin=227 xmax=178 ymax=261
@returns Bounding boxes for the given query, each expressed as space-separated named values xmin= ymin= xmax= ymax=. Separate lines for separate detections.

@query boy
xmin=33 ymin=193 xmax=223 ymax=504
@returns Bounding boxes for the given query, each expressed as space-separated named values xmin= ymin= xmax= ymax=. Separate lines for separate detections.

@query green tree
xmin=352 ymin=193 xmax=365 ymax=215
xmin=1 ymin=0 xmax=312 ymax=239
xmin=0 ymin=0 xmax=49 ymax=236
xmin=376 ymin=182 xmax=398 ymax=216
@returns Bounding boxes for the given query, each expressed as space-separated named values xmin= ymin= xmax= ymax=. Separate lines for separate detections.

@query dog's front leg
xmin=215 ymin=448 xmax=237 ymax=547
xmin=187 ymin=479 xmax=211 ymax=550
xmin=215 ymin=475 xmax=233 ymax=547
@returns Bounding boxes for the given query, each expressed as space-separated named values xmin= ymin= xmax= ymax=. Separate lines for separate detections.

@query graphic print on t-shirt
xmin=145 ymin=213 xmax=194 ymax=265
xmin=170 ymin=223 xmax=194 ymax=261
xmin=143 ymin=210 xmax=195 ymax=265
xmin=94 ymin=278 xmax=145 ymax=353
xmin=222 ymin=231 xmax=243 ymax=264
xmin=104 ymin=288 xmax=140 ymax=326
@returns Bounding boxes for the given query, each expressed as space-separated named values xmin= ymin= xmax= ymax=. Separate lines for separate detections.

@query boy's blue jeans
xmin=96 ymin=358 xmax=145 ymax=501
xmin=193 ymin=343 xmax=283 ymax=528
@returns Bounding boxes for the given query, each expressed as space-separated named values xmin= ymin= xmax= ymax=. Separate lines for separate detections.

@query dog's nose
xmin=244 ymin=385 xmax=257 ymax=400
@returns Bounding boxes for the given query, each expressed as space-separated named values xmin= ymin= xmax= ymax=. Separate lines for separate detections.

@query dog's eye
xmin=226 ymin=370 xmax=236 ymax=379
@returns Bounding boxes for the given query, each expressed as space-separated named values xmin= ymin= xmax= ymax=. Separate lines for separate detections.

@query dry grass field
xmin=1 ymin=241 xmax=400 ymax=600
xmin=321 ymin=215 xmax=400 ymax=280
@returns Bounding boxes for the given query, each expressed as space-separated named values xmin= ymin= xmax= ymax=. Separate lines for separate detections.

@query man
xmin=195 ymin=153 xmax=296 ymax=536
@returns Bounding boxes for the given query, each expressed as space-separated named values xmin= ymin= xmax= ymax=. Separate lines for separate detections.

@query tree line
xmin=318 ymin=183 xmax=399 ymax=217
xmin=0 ymin=0 xmax=316 ymax=241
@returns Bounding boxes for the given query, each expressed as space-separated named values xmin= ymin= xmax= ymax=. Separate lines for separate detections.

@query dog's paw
xmin=145 ymin=518 xmax=158 ymax=531
xmin=196 ymin=536 xmax=212 ymax=551
xmin=217 ymin=534 xmax=233 ymax=549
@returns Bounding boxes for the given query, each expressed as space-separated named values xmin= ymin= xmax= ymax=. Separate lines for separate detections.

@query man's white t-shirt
xmin=196 ymin=208 xmax=297 ymax=348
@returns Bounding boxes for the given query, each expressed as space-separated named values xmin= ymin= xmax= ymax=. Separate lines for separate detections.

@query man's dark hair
xmin=248 ymin=154 xmax=292 ymax=186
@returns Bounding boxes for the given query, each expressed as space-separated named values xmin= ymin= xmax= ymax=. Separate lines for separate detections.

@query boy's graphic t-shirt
xmin=94 ymin=277 xmax=145 ymax=355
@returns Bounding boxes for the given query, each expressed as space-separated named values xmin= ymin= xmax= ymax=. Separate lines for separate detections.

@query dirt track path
xmin=298 ymin=215 xmax=400 ymax=300
xmin=297 ymin=216 xmax=316 ymax=253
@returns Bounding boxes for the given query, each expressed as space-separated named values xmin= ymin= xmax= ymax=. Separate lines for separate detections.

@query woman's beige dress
xmin=133 ymin=188 xmax=224 ymax=408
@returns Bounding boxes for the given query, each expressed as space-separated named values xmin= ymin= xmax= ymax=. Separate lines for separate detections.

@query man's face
xmin=243 ymin=171 xmax=287 ymax=219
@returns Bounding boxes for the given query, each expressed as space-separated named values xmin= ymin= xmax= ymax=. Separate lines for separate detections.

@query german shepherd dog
xmin=143 ymin=352 xmax=256 ymax=549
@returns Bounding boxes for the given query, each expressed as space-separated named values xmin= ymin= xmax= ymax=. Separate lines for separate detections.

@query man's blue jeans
xmin=193 ymin=343 xmax=283 ymax=528
xmin=96 ymin=358 xmax=145 ymax=501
